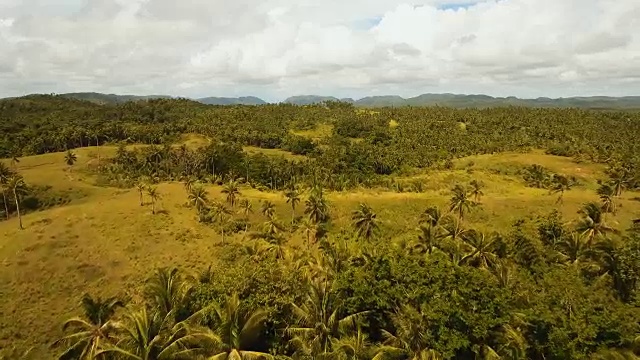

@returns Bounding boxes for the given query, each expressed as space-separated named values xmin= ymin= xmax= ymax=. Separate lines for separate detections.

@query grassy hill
xmin=1 ymin=146 xmax=639 ymax=357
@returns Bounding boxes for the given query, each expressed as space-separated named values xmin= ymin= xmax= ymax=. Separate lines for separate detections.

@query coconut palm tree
xmin=331 ymin=325 xmax=373 ymax=360
xmin=549 ymin=174 xmax=573 ymax=205
xmin=305 ymin=192 xmax=329 ymax=225
xmin=211 ymin=202 xmax=233 ymax=243
xmin=263 ymin=235 xmax=289 ymax=260
xmin=238 ymin=199 xmax=253 ymax=220
xmin=237 ymin=198 xmax=253 ymax=234
xmin=285 ymin=187 xmax=301 ymax=224
xmin=188 ymin=185 xmax=209 ymax=213
xmin=449 ymin=184 xmax=474 ymax=219
xmin=414 ymin=207 xmax=446 ymax=255
xmin=8 ymin=174 xmax=27 ymax=230
xmin=183 ymin=177 xmax=197 ymax=192
xmin=373 ymin=304 xmax=442 ymax=360
xmin=144 ymin=268 xmax=192 ymax=317
xmin=65 ymin=150 xmax=78 ymax=172
xmin=0 ymin=163 xmax=14 ymax=220
xmin=136 ymin=182 xmax=146 ymax=207
xmin=351 ymin=203 xmax=378 ymax=241
xmin=146 ymin=186 xmax=160 ymax=214
xmin=287 ymin=279 xmax=369 ymax=358
xmin=598 ymin=183 xmax=617 ymax=216
xmin=11 ymin=155 xmax=20 ymax=171
xmin=459 ymin=230 xmax=499 ymax=269
xmin=187 ymin=293 xmax=273 ymax=360
xmin=301 ymin=219 xmax=316 ymax=248
xmin=469 ymin=180 xmax=485 ymax=203
xmin=260 ymin=200 xmax=276 ymax=219
xmin=53 ymin=294 xmax=123 ymax=359
xmin=608 ymin=168 xmax=629 ymax=197
xmin=576 ymin=202 xmax=618 ymax=245
xmin=439 ymin=215 xmax=468 ymax=264
xmin=97 ymin=306 xmax=197 ymax=360
xmin=558 ymin=232 xmax=593 ymax=266
xmin=263 ymin=216 xmax=284 ymax=237
xmin=221 ymin=180 xmax=241 ymax=208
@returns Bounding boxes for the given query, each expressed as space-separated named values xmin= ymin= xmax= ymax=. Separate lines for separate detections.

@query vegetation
xmin=1 ymin=95 xmax=640 ymax=359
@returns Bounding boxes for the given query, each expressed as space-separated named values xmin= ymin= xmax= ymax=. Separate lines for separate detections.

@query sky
xmin=0 ymin=0 xmax=639 ymax=101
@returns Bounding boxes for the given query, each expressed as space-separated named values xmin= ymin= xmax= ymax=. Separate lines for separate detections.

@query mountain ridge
xmin=5 ymin=92 xmax=640 ymax=109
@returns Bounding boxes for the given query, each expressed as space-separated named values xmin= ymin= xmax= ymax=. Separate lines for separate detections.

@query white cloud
xmin=0 ymin=0 xmax=639 ymax=100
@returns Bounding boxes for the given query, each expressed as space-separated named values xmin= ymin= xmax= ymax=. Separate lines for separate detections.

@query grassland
xmin=1 ymin=147 xmax=639 ymax=357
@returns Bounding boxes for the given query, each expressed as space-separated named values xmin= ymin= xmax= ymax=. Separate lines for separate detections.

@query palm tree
xmin=449 ymin=184 xmax=474 ymax=219
xmin=440 ymin=215 xmax=468 ymax=264
xmin=144 ymin=268 xmax=192 ymax=317
xmin=98 ymin=306 xmax=195 ymax=360
xmin=420 ymin=206 xmax=445 ymax=228
xmin=53 ymin=294 xmax=123 ymax=359
xmin=598 ymin=183 xmax=617 ymax=216
xmin=146 ymin=186 xmax=160 ymax=214
xmin=285 ymin=187 xmax=301 ymax=224
xmin=0 ymin=163 xmax=13 ymax=220
xmin=469 ymin=180 xmax=485 ymax=203
xmin=305 ymin=192 xmax=329 ymax=225
xmin=576 ymin=202 xmax=618 ymax=245
xmin=263 ymin=216 xmax=284 ymax=237
xmin=188 ymin=185 xmax=209 ymax=213
xmin=301 ymin=219 xmax=317 ymax=248
xmin=558 ymin=232 xmax=593 ymax=266
xmin=221 ymin=180 xmax=241 ymax=208
xmin=65 ymin=150 xmax=78 ymax=172
xmin=550 ymin=174 xmax=573 ymax=205
xmin=8 ymin=175 xmax=27 ymax=230
xmin=608 ymin=168 xmax=629 ymax=197
xmin=136 ymin=182 xmax=146 ymax=207
xmin=211 ymin=202 xmax=233 ymax=243
xmin=11 ymin=155 xmax=20 ymax=171
xmin=238 ymin=199 xmax=253 ymax=220
xmin=238 ymin=199 xmax=253 ymax=234
xmin=260 ymin=200 xmax=276 ymax=219
xmin=351 ymin=203 xmax=378 ymax=241
xmin=188 ymin=293 xmax=273 ymax=360
xmin=459 ymin=230 xmax=499 ymax=269
xmin=288 ymin=279 xmax=369 ymax=358
xmin=414 ymin=207 xmax=446 ymax=255
xmin=373 ymin=304 xmax=442 ymax=360
xmin=183 ymin=177 xmax=197 ymax=192
xmin=331 ymin=325 xmax=373 ymax=360
xmin=263 ymin=235 xmax=288 ymax=260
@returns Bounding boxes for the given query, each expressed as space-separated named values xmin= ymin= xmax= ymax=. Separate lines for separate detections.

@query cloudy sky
xmin=0 ymin=0 xmax=639 ymax=101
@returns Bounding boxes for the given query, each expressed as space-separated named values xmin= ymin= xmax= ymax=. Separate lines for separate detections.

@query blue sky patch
xmin=438 ymin=2 xmax=477 ymax=11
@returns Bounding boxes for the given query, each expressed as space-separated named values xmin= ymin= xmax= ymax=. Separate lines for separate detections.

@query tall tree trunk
xmin=96 ymin=136 xmax=100 ymax=164
xmin=139 ymin=191 xmax=144 ymax=206
xmin=13 ymin=189 xmax=22 ymax=230
xmin=2 ymin=191 xmax=9 ymax=220
xmin=292 ymin=207 xmax=295 ymax=224
xmin=151 ymin=199 xmax=155 ymax=214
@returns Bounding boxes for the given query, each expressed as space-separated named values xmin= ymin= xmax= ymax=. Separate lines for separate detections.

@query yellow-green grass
xmin=1 ymin=149 xmax=639 ymax=357
xmin=242 ymin=146 xmax=308 ymax=161
xmin=290 ymin=123 xmax=333 ymax=140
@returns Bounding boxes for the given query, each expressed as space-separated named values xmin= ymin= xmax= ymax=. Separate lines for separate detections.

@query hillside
xmin=283 ymin=95 xmax=340 ymax=105
xmin=196 ymin=96 xmax=267 ymax=105
xmin=2 ymin=94 xmax=640 ymax=359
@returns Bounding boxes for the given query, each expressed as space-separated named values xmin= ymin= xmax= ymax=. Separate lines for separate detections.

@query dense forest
xmin=1 ymin=95 xmax=640 ymax=359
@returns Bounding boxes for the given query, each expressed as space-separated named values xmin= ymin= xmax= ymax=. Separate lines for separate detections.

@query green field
xmin=1 ymin=146 xmax=639 ymax=356
xmin=2 ymin=97 xmax=640 ymax=359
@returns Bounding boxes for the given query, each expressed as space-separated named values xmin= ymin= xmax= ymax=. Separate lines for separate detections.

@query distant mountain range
xmin=14 ymin=92 xmax=640 ymax=109
xmin=284 ymin=94 xmax=640 ymax=109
